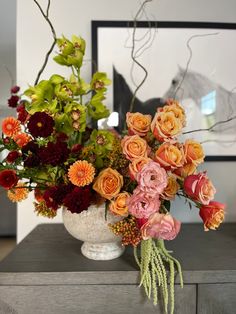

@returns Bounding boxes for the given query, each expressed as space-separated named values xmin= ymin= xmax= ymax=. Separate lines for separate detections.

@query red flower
xmin=199 ymin=201 xmax=225 ymax=231
xmin=63 ymin=186 xmax=91 ymax=213
xmin=6 ymin=151 xmax=20 ymax=163
xmin=39 ymin=141 xmax=69 ymax=166
xmin=17 ymin=102 xmax=29 ymax=124
xmin=8 ymin=95 xmax=19 ymax=108
xmin=0 ymin=169 xmax=18 ymax=189
xmin=10 ymin=86 xmax=20 ymax=94
xmin=27 ymin=112 xmax=54 ymax=138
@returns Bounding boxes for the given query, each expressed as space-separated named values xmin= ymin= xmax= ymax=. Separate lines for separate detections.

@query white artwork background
xmin=97 ymin=27 xmax=236 ymax=156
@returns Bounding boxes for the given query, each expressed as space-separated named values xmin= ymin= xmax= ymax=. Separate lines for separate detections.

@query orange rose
xmin=129 ymin=157 xmax=152 ymax=180
xmin=126 ymin=112 xmax=152 ymax=137
xmin=163 ymin=99 xmax=186 ymax=126
xmin=161 ymin=175 xmax=180 ymax=200
xmin=121 ymin=135 xmax=150 ymax=161
xmin=184 ymin=139 xmax=204 ymax=166
xmin=93 ymin=167 xmax=123 ymax=200
xmin=173 ymin=162 xmax=197 ymax=180
xmin=109 ymin=192 xmax=130 ymax=216
xmin=199 ymin=201 xmax=225 ymax=231
xmin=155 ymin=142 xmax=184 ymax=170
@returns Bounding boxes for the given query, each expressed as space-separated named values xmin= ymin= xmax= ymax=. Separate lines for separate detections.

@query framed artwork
xmin=92 ymin=21 xmax=236 ymax=161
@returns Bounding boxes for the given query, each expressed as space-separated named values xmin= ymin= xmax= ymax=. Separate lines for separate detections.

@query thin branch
xmin=183 ymin=114 xmax=236 ymax=135
xmin=129 ymin=0 xmax=153 ymax=113
xmin=174 ymin=32 xmax=219 ymax=100
xmin=46 ymin=0 xmax=51 ymax=17
xmin=33 ymin=0 xmax=57 ymax=85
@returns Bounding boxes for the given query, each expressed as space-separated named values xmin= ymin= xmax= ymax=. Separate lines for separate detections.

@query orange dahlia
xmin=2 ymin=117 xmax=21 ymax=137
xmin=7 ymin=182 xmax=29 ymax=202
xmin=68 ymin=160 xmax=95 ymax=187
xmin=13 ymin=133 xmax=31 ymax=148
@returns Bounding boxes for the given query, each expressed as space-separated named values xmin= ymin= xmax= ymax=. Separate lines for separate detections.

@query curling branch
xmin=33 ymin=0 xmax=57 ymax=85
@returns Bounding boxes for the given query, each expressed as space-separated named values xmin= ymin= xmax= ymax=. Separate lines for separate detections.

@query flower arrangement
xmin=0 ymin=35 xmax=225 ymax=313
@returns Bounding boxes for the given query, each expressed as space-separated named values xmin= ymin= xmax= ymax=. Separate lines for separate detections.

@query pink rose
xmin=127 ymin=187 xmax=160 ymax=219
xmin=136 ymin=160 xmax=168 ymax=196
xmin=184 ymin=172 xmax=216 ymax=205
xmin=141 ymin=213 xmax=181 ymax=240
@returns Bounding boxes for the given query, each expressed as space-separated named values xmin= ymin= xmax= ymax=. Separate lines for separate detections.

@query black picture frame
xmin=92 ymin=21 xmax=236 ymax=161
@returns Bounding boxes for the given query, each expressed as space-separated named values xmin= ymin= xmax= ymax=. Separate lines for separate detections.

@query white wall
xmin=17 ymin=0 xmax=236 ymax=242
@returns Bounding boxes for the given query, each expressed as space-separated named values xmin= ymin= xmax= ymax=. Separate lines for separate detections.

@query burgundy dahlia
xmin=27 ymin=112 xmax=54 ymax=138
xmin=0 ymin=169 xmax=18 ymax=189
xmin=39 ymin=141 xmax=69 ymax=166
xmin=63 ymin=186 xmax=91 ymax=213
xmin=43 ymin=184 xmax=74 ymax=210
xmin=6 ymin=151 xmax=20 ymax=163
xmin=22 ymin=141 xmax=40 ymax=168
xmin=8 ymin=95 xmax=19 ymax=108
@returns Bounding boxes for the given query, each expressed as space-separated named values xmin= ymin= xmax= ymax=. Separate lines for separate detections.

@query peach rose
xmin=126 ymin=112 xmax=152 ymax=137
xmin=141 ymin=212 xmax=181 ymax=240
xmin=162 ymin=99 xmax=186 ymax=126
xmin=93 ymin=167 xmax=123 ymax=200
xmin=109 ymin=192 xmax=130 ymax=216
xmin=161 ymin=175 xmax=180 ymax=200
xmin=183 ymin=172 xmax=216 ymax=205
xmin=121 ymin=135 xmax=150 ymax=161
xmin=173 ymin=162 xmax=197 ymax=180
xmin=155 ymin=142 xmax=184 ymax=170
xmin=199 ymin=201 xmax=225 ymax=231
xmin=129 ymin=157 xmax=152 ymax=180
xmin=184 ymin=139 xmax=205 ymax=166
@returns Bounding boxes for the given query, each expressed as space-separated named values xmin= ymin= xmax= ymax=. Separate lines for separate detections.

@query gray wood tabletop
xmin=0 ymin=223 xmax=236 ymax=286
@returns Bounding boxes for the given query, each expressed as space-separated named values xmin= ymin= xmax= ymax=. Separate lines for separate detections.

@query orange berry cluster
xmin=109 ymin=216 xmax=142 ymax=247
xmin=34 ymin=201 xmax=57 ymax=218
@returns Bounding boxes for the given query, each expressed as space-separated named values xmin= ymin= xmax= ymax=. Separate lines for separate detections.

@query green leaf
xmin=49 ymin=74 xmax=65 ymax=85
xmin=163 ymin=200 xmax=171 ymax=212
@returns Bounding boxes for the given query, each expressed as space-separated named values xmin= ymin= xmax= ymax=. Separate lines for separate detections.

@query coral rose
xmin=136 ymin=160 xmax=167 ymax=196
xmin=184 ymin=139 xmax=204 ymax=166
xmin=0 ymin=169 xmax=18 ymax=189
xmin=183 ymin=172 xmax=216 ymax=205
xmin=127 ymin=187 xmax=160 ymax=219
xmin=121 ymin=135 xmax=150 ymax=161
xmin=93 ymin=167 xmax=123 ymax=200
xmin=129 ymin=157 xmax=152 ymax=180
xmin=199 ymin=201 xmax=225 ymax=231
xmin=162 ymin=99 xmax=186 ymax=126
xmin=155 ymin=142 xmax=184 ymax=170
xmin=161 ymin=175 xmax=180 ymax=200
xmin=126 ymin=112 xmax=152 ymax=137
xmin=109 ymin=192 xmax=130 ymax=216
xmin=141 ymin=212 xmax=181 ymax=240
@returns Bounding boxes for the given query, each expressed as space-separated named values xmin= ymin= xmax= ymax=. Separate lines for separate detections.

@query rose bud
xmin=71 ymin=144 xmax=82 ymax=154
xmin=199 ymin=201 xmax=225 ymax=231
xmin=8 ymin=95 xmax=19 ymax=108
xmin=10 ymin=86 xmax=20 ymax=94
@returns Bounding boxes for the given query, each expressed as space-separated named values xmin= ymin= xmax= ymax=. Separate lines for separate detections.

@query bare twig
xmin=33 ymin=0 xmax=57 ymax=85
xmin=174 ymin=32 xmax=219 ymax=100
xmin=129 ymin=0 xmax=153 ymax=113
xmin=183 ymin=114 xmax=236 ymax=135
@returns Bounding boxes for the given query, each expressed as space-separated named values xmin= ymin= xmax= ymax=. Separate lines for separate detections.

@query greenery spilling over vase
xmin=0 ymin=35 xmax=225 ymax=313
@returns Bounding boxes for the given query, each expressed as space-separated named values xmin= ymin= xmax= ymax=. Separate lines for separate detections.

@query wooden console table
xmin=0 ymin=223 xmax=236 ymax=314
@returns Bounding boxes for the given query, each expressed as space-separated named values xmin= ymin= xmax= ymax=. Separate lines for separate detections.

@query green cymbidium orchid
xmin=87 ymin=92 xmax=110 ymax=120
xmin=91 ymin=72 xmax=111 ymax=93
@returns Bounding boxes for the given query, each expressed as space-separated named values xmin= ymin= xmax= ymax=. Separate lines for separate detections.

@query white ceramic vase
xmin=62 ymin=205 xmax=125 ymax=260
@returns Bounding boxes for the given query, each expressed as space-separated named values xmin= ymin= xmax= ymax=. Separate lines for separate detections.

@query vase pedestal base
xmin=81 ymin=241 xmax=125 ymax=260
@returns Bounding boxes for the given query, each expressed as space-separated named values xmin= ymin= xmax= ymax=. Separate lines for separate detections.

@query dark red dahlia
xmin=8 ymin=95 xmax=19 ymax=108
xmin=10 ymin=86 xmax=20 ymax=94
xmin=63 ymin=186 xmax=91 ymax=213
xmin=22 ymin=141 xmax=40 ymax=168
xmin=27 ymin=112 xmax=54 ymax=138
xmin=0 ymin=169 xmax=18 ymax=189
xmin=39 ymin=141 xmax=69 ymax=166
xmin=6 ymin=151 xmax=20 ymax=163
xmin=43 ymin=184 xmax=74 ymax=210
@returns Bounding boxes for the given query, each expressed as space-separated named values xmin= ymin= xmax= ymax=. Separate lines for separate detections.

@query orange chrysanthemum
xmin=13 ymin=133 xmax=31 ymax=148
xmin=2 ymin=117 xmax=21 ymax=137
xmin=68 ymin=160 xmax=95 ymax=187
xmin=7 ymin=182 xmax=29 ymax=202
